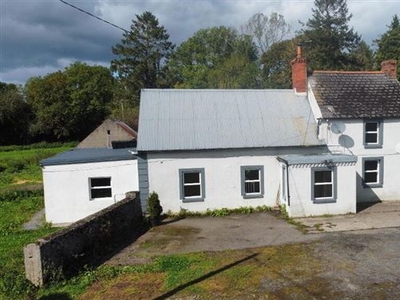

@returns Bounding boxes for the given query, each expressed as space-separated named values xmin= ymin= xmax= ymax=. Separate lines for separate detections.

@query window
xmin=364 ymin=120 xmax=383 ymax=148
xmin=312 ymin=167 xmax=336 ymax=203
xmin=362 ymin=157 xmax=384 ymax=187
xmin=90 ymin=177 xmax=112 ymax=200
xmin=179 ymin=168 xmax=205 ymax=202
xmin=241 ymin=166 xmax=264 ymax=198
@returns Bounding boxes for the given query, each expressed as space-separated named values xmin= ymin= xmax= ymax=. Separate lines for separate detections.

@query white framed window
xmin=179 ymin=168 xmax=205 ymax=202
xmin=364 ymin=120 xmax=383 ymax=148
xmin=362 ymin=157 xmax=384 ymax=187
xmin=241 ymin=166 xmax=264 ymax=198
xmin=312 ymin=167 xmax=336 ymax=203
xmin=89 ymin=177 xmax=112 ymax=200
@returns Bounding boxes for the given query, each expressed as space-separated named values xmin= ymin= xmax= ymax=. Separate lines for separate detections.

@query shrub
xmin=147 ymin=192 xmax=163 ymax=218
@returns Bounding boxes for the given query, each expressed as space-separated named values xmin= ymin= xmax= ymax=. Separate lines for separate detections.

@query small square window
xmin=363 ymin=157 xmax=383 ymax=187
xmin=241 ymin=166 xmax=264 ymax=198
xmin=312 ymin=167 xmax=336 ymax=203
xmin=179 ymin=169 xmax=205 ymax=202
xmin=90 ymin=177 xmax=112 ymax=200
xmin=364 ymin=120 xmax=383 ymax=148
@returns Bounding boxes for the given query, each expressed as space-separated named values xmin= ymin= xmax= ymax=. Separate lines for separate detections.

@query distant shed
xmin=77 ymin=119 xmax=137 ymax=149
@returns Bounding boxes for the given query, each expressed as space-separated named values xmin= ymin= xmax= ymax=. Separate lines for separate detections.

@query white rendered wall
xmin=321 ymin=118 xmax=400 ymax=202
xmin=43 ymin=160 xmax=138 ymax=225
xmin=287 ymin=163 xmax=357 ymax=217
xmin=147 ymin=147 xmax=323 ymax=214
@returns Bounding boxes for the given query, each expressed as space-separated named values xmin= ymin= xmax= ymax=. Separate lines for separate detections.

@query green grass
xmin=0 ymin=143 xmax=74 ymax=299
xmin=0 ymin=193 xmax=59 ymax=299
xmin=0 ymin=144 xmax=75 ymax=192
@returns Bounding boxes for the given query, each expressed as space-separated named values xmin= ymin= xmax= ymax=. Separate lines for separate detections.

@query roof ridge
xmin=313 ymin=70 xmax=384 ymax=75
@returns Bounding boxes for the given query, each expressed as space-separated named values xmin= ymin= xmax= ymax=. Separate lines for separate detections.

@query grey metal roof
xmin=137 ymin=89 xmax=324 ymax=151
xmin=40 ymin=148 xmax=136 ymax=166
xmin=278 ymin=154 xmax=357 ymax=165
xmin=309 ymin=71 xmax=400 ymax=119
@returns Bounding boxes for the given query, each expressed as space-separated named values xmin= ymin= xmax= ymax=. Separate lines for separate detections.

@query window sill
xmin=90 ymin=197 xmax=113 ymax=201
xmin=313 ymin=198 xmax=336 ymax=204
xmin=363 ymin=183 xmax=383 ymax=188
xmin=182 ymin=198 xmax=204 ymax=203
xmin=364 ymin=144 xmax=383 ymax=149
xmin=243 ymin=194 xmax=264 ymax=199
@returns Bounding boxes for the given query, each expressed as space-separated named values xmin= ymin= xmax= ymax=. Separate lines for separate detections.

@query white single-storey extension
xmin=277 ymin=154 xmax=357 ymax=217
xmin=40 ymin=148 xmax=138 ymax=225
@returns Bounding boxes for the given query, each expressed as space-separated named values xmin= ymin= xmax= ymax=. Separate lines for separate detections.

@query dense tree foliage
xmin=26 ymin=62 xmax=113 ymax=141
xmin=241 ymin=12 xmax=291 ymax=55
xmin=167 ymin=26 xmax=260 ymax=88
xmin=111 ymin=11 xmax=175 ymax=105
xmin=0 ymin=83 xmax=32 ymax=145
xmin=299 ymin=0 xmax=362 ymax=70
xmin=375 ymin=15 xmax=400 ymax=79
xmin=261 ymin=38 xmax=301 ymax=89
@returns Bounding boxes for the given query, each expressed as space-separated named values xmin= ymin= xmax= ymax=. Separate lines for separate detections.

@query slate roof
xmin=309 ymin=71 xmax=400 ymax=119
xmin=40 ymin=148 xmax=136 ymax=166
xmin=137 ymin=89 xmax=324 ymax=152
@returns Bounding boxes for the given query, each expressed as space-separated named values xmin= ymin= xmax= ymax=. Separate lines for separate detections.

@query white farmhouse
xmin=41 ymin=45 xmax=400 ymax=223
xmin=136 ymin=88 xmax=357 ymax=217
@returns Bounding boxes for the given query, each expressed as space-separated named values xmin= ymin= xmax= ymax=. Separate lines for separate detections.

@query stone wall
xmin=24 ymin=192 xmax=143 ymax=286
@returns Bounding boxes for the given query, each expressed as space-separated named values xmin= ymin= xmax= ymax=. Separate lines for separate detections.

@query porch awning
xmin=277 ymin=154 xmax=357 ymax=166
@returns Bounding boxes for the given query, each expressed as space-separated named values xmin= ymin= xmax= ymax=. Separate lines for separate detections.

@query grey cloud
xmin=1 ymin=0 xmax=398 ymax=84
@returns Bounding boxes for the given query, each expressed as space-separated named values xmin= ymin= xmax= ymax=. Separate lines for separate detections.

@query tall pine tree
xmin=375 ymin=14 xmax=400 ymax=79
xmin=111 ymin=12 xmax=175 ymax=105
xmin=299 ymin=0 xmax=361 ymax=70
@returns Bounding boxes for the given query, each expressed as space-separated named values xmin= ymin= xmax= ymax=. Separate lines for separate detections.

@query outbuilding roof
xmin=40 ymin=148 xmax=136 ymax=166
xmin=137 ymin=89 xmax=323 ymax=152
xmin=309 ymin=71 xmax=400 ymax=119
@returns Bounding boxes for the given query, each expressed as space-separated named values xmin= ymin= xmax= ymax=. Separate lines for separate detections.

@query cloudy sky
xmin=1 ymin=0 xmax=399 ymax=84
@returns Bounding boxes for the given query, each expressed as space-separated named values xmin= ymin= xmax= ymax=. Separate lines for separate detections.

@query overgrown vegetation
xmin=0 ymin=143 xmax=75 ymax=192
xmin=0 ymin=143 xmax=72 ymax=299
xmin=168 ymin=205 xmax=273 ymax=218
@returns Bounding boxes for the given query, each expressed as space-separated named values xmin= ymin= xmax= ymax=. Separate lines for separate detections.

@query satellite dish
xmin=338 ymin=135 xmax=354 ymax=149
xmin=330 ymin=122 xmax=346 ymax=134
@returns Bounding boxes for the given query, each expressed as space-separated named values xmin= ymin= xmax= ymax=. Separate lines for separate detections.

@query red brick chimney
xmin=381 ymin=60 xmax=397 ymax=79
xmin=291 ymin=43 xmax=307 ymax=93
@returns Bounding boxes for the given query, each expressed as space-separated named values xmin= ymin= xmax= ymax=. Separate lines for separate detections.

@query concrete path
xmin=23 ymin=208 xmax=45 ymax=230
xmin=296 ymin=201 xmax=400 ymax=233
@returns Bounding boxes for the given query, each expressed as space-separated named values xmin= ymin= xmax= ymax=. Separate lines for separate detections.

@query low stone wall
xmin=24 ymin=192 xmax=143 ymax=286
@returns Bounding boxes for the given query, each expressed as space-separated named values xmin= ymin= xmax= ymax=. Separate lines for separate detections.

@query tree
xmin=299 ymin=0 xmax=361 ymax=70
xmin=167 ymin=26 xmax=258 ymax=88
xmin=0 ymin=83 xmax=32 ymax=145
xmin=111 ymin=12 xmax=175 ymax=105
xmin=261 ymin=38 xmax=301 ymax=89
xmin=26 ymin=62 xmax=114 ymax=141
xmin=241 ymin=12 xmax=291 ymax=55
xmin=348 ymin=41 xmax=375 ymax=71
xmin=375 ymin=14 xmax=400 ymax=79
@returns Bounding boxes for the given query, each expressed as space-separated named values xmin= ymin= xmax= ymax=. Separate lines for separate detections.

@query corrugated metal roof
xmin=137 ymin=89 xmax=324 ymax=151
xmin=278 ymin=154 xmax=357 ymax=165
xmin=40 ymin=148 xmax=136 ymax=166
